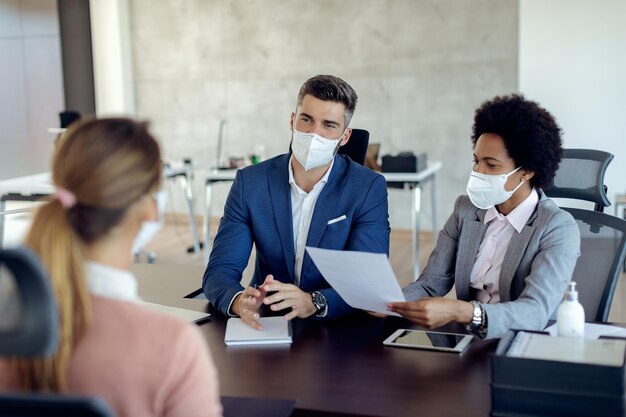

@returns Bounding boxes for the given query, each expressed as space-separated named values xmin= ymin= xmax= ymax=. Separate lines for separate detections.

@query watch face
xmin=313 ymin=291 xmax=327 ymax=308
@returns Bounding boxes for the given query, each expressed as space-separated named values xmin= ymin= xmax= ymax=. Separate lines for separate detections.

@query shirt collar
xmin=288 ymin=155 xmax=334 ymax=193
xmin=86 ymin=261 xmax=140 ymax=302
xmin=483 ymin=188 xmax=539 ymax=233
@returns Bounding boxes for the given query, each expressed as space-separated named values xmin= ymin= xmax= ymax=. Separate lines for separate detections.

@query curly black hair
xmin=471 ymin=94 xmax=563 ymax=189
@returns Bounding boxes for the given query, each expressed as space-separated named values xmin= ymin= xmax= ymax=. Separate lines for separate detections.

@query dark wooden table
xmin=134 ymin=263 xmax=497 ymax=417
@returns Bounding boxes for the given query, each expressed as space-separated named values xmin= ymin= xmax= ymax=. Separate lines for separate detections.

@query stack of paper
xmin=224 ymin=317 xmax=292 ymax=346
xmin=506 ymin=331 xmax=626 ymax=367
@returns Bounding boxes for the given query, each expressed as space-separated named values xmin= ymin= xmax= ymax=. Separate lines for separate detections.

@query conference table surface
xmin=133 ymin=263 xmax=497 ymax=417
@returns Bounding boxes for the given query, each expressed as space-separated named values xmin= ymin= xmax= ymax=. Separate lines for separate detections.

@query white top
xmin=288 ymin=155 xmax=334 ymax=285
xmin=469 ymin=189 xmax=539 ymax=303
xmin=86 ymin=261 xmax=140 ymax=302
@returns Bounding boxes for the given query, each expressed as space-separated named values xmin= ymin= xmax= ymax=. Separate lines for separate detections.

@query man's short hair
xmin=296 ymin=75 xmax=358 ymax=127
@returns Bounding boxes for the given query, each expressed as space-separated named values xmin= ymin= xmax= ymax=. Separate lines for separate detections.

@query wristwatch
xmin=311 ymin=291 xmax=328 ymax=316
xmin=466 ymin=300 xmax=488 ymax=338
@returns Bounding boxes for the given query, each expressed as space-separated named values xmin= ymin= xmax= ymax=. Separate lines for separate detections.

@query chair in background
xmin=59 ymin=110 xmax=81 ymax=129
xmin=338 ymin=128 xmax=369 ymax=165
xmin=543 ymin=148 xmax=613 ymax=212
xmin=544 ymin=149 xmax=626 ymax=322
xmin=0 ymin=248 xmax=115 ymax=417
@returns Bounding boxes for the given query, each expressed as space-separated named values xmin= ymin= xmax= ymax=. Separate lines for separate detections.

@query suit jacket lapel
xmin=456 ymin=208 xmax=488 ymax=302
xmin=268 ymin=155 xmax=295 ymax=282
xmin=498 ymin=209 xmax=539 ymax=302
xmin=300 ymin=156 xmax=348 ymax=279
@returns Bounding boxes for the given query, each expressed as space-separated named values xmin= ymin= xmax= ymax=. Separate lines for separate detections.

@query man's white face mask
xmin=132 ymin=189 xmax=167 ymax=255
xmin=465 ymin=167 xmax=524 ymax=209
xmin=291 ymin=129 xmax=345 ymax=171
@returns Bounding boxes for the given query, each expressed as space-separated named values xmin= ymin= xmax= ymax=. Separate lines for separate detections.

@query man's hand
xmin=387 ymin=298 xmax=473 ymax=329
xmin=231 ymin=282 xmax=268 ymax=330
xmin=261 ymin=275 xmax=317 ymax=320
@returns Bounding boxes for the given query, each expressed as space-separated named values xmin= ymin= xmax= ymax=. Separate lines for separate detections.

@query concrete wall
xmin=0 ymin=0 xmax=64 ymax=179
xmin=520 ymin=0 xmax=626 ymax=210
xmin=130 ymin=0 xmax=519 ymax=230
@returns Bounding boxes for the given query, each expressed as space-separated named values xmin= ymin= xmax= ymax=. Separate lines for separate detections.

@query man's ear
xmin=339 ymin=128 xmax=352 ymax=147
xmin=290 ymin=112 xmax=295 ymax=131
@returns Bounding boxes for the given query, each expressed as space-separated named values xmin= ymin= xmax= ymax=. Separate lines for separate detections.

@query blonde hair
xmin=15 ymin=118 xmax=161 ymax=391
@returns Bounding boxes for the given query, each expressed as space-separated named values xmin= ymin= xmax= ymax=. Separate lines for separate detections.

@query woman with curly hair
xmin=388 ymin=94 xmax=581 ymax=339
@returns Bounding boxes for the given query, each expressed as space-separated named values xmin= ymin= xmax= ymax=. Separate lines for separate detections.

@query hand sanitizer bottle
xmin=557 ymin=281 xmax=585 ymax=338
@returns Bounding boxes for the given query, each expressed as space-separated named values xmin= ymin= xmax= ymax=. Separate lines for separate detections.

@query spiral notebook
xmin=224 ymin=317 xmax=292 ymax=346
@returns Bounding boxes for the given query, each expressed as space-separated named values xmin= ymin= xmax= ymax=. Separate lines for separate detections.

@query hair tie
xmin=55 ymin=187 xmax=77 ymax=209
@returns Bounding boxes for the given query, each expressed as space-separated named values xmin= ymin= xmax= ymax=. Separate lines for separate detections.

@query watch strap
xmin=466 ymin=300 xmax=488 ymax=338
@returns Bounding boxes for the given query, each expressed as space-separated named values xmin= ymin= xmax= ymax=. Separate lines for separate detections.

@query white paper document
xmin=306 ymin=247 xmax=406 ymax=316
xmin=224 ymin=317 xmax=293 ymax=346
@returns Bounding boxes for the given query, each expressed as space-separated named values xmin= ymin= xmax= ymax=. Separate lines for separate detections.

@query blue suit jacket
xmin=203 ymin=153 xmax=390 ymax=319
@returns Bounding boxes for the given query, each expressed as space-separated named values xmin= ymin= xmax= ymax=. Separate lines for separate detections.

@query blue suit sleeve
xmin=320 ymin=175 xmax=390 ymax=319
xmin=202 ymin=170 xmax=254 ymax=315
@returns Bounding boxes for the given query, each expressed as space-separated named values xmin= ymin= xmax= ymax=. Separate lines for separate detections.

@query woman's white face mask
xmin=132 ymin=189 xmax=167 ymax=255
xmin=291 ymin=129 xmax=345 ymax=171
xmin=466 ymin=167 xmax=524 ymax=209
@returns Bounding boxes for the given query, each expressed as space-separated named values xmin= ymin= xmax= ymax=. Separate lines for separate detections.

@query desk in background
xmin=134 ymin=263 xmax=494 ymax=417
xmin=0 ymin=165 xmax=201 ymax=252
xmin=203 ymin=161 xmax=442 ymax=279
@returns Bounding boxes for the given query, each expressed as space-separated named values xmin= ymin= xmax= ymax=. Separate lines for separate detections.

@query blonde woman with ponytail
xmin=0 ymin=118 xmax=222 ymax=417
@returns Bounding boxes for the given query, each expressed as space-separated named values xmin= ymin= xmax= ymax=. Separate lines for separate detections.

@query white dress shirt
xmin=86 ymin=261 xmax=140 ymax=302
xmin=289 ymin=155 xmax=334 ymax=285
xmin=469 ymin=189 xmax=539 ymax=303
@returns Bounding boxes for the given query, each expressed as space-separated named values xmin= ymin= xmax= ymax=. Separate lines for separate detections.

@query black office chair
xmin=0 ymin=248 xmax=115 ymax=417
xmin=59 ymin=110 xmax=81 ymax=129
xmin=543 ymin=148 xmax=613 ymax=212
xmin=0 ymin=248 xmax=57 ymax=357
xmin=337 ymin=128 xmax=369 ymax=165
xmin=544 ymin=149 xmax=626 ymax=322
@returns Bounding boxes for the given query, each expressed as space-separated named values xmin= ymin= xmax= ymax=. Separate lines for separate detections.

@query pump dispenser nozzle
xmin=564 ymin=281 xmax=578 ymax=302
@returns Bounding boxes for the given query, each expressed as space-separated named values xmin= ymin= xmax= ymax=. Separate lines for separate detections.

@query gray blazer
xmin=403 ymin=191 xmax=580 ymax=339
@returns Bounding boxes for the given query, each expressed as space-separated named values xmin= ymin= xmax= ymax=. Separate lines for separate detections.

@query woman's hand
xmin=387 ymin=298 xmax=473 ymax=329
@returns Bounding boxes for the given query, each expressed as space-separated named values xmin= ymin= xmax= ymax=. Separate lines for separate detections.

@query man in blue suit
xmin=203 ymin=75 xmax=390 ymax=329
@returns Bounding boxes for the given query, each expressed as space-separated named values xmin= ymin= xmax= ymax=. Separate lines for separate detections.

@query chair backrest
xmin=0 ymin=248 xmax=115 ymax=417
xmin=562 ymin=208 xmax=626 ymax=322
xmin=544 ymin=148 xmax=613 ymax=212
xmin=542 ymin=148 xmax=622 ymax=321
xmin=337 ymin=128 xmax=369 ymax=165
xmin=0 ymin=248 xmax=57 ymax=356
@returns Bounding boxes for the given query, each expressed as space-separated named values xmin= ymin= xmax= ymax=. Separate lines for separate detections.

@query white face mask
xmin=291 ymin=129 xmax=344 ymax=171
xmin=466 ymin=167 xmax=525 ymax=209
xmin=132 ymin=189 xmax=167 ymax=255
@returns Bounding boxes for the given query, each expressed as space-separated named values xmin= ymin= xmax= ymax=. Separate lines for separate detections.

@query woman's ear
xmin=129 ymin=194 xmax=157 ymax=225
xmin=522 ymin=169 xmax=535 ymax=182
xmin=143 ymin=194 xmax=158 ymax=223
